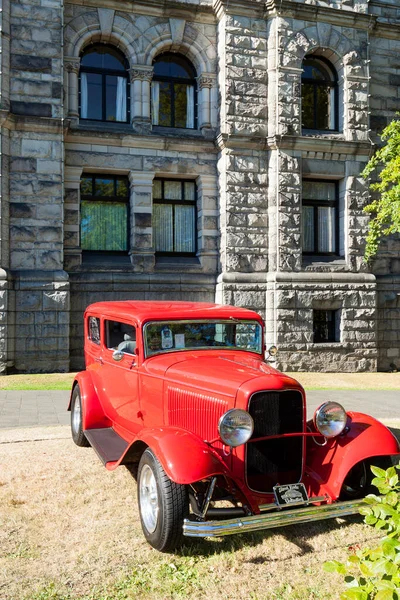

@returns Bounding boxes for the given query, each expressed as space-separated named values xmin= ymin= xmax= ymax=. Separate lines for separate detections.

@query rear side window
xmin=106 ymin=320 xmax=136 ymax=355
xmin=88 ymin=316 xmax=101 ymax=345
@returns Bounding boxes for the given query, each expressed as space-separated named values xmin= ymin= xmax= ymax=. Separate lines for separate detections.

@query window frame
xmin=313 ymin=309 xmax=340 ymax=344
xmin=152 ymin=53 xmax=197 ymax=130
xmin=153 ymin=178 xmax=197 ymax=257
xmin=79 ymin=45 xmax=130 ymax=124
xmin=301 ymin=55 xmax=339 ymax=132
xmin=80 ymin=174 xmax=130 ymax=256
xmin=302 ymin=178 xmax=339 ymax=257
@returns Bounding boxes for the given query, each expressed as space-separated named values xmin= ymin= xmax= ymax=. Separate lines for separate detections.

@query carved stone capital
xmin=198 ymin=76 xmax=213 ymax=89
xmin=65 ymin=60 xmax=80 ymax=74
xmin=129 ymin=67 xmax=154 ymax=83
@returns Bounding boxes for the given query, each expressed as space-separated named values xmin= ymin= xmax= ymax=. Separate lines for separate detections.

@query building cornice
xmin=0 ymin=111 xmax=63 ymax=134
xmin=264 ymin=0 xmax=376 ymax=30
xmin=67 ymin=0 xmax=216 ymax=23
xmin=213 ymin=0 xmax=265 ymax=19
xmin=216 ymin=133 xmax=374 ymax=156
xmin=65 ymin=129 xmax=218 ymax=154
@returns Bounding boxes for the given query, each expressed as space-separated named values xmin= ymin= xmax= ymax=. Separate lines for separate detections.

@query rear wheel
xmin=340 ymin=460 xmax=369 ymax=499
xmin=137 ymin=448 xmax=188 ymax=552
xmin=70 ymin=385 xmax=89 ymax=447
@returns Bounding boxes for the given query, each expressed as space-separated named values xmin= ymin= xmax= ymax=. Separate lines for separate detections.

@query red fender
xmin=68 ymin=372 xmax=111 ymax=431
xmin=306 ymin=411 xmax=400 ymax=500
xmin=127 ymin=428 xmax=231 ymax=485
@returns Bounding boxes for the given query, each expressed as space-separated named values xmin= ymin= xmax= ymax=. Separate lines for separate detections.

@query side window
xmin=313 ymin=310 xmax=340 ymax=343
xmin=88 ymin=316 xmax=101 ymax=345
xmin=105 ymin=320 xmax=136 ymax=354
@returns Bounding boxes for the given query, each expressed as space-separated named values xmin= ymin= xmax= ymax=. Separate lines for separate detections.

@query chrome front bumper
xmin=183 ymin=498 xmax=364 ymax=538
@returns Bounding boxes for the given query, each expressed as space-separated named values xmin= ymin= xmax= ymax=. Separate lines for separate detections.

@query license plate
xmin=273 ymin=483 xmax=309 ymax=507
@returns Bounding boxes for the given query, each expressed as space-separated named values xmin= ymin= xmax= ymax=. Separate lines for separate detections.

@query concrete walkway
xmin=0 ymin=389 xmax=399 ymax=429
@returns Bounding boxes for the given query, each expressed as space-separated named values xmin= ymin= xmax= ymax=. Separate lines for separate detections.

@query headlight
xmin=314 ymin=402 xmax=347 ymax=438
xmin=218 ymin=409 xmax=254 ymax=447
xmin=268 ymin=345 xmax=278 ymax=357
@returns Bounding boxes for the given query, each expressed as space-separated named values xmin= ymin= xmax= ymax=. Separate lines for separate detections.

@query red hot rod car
xmin=69 ymin=301 xmax=400 ymax=552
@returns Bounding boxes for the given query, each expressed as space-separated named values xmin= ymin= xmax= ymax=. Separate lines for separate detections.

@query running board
xmin=84 ymin=428 xmax=129 ymax=466
xmin=183 ymin=498 xmax=364 ymax=538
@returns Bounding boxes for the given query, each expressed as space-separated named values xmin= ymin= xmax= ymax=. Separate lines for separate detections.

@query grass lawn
xmin=0 ymin=425 xmax=386 ymax=600
xmin=0 ymin=371 xmax=399 ymax=391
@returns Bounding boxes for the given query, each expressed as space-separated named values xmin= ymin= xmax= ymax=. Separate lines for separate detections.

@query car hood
xmin=161 ymin=351 xmax=301 ymax=400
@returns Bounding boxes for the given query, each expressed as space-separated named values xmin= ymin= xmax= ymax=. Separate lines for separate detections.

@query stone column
xmin=128 ymin=172 xmax=155 ymax=272
xmin=65 ymin=59 xmax=80 ymax=122
xmin=129 ymin=66 xmax=153 ymax=135
xmin=197 ymin=75 xmax=213 ymax=130
xmin=196 ymin=174 xmax=219 ymax=273
xmin=64 ymin=166 xmax=83 ymax=271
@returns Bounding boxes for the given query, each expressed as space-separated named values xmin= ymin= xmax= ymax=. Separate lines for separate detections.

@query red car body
xmin=69 ymin=301 xmax=400 ymax=551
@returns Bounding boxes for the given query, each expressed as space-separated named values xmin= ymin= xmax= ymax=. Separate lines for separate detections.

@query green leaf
xmin=386 ymin=492 xmax=399 ymax=507
xmin=374 ymin=590 xmax=396 ymax=600
xmin=340 ymin=589 xmax=369 ymax=600
xmin=324 ymin=560 xmax=347 ymax=574
xmin=371 ymin=466 xmax=391 ymax=479
xmin=389 ymin=475 xmax=399 ymax=487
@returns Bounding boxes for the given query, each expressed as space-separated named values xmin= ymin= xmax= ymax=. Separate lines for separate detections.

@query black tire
xmin=137 ymin=448 xmax=188 ymax=552
xmin=340 ymin=460 xmax=370 ymax=499
xmin=70 ymin=385 xmax=89 ymax=447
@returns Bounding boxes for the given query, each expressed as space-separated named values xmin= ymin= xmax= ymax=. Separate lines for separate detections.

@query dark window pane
xmin=313 ymin=310 xmax=337 ymax=343
xmin=302 ymin=206 xmax=314 ymax=253
xmin=175 ymin=205 xmax=195 ymax=253
xmin=153 ymin=54 xmax=195 ymax=79
xmin=184 ymin=182 xmax=195 ymax=201
xmin=303 ymin=181 xmax=336 ymax=201
xmin=174 ymin=83 xmax=188 ymax=128
xmin=154 ymin=204 xmax=173 ymax=252
xmin=81 ymin=46 xmax=126 ymax=71
xmin=158 ymin=81 xmax=172 ymax=126
xmin=317 ymin=207 xmax=335 ymax=253
xmin=105 ymin=75 xmax=118 ymax=122
xmin=81 ymin=177 xmax=93 ymax=196
xmin=303 ymin=59 xmax=335 ymax=83
xmin=116 ymin=179 xmax=129 ymax=198
xmin=153 ymin=180 xmax=162 ymax=199
xmin=316 ymin=86 xmax=330 ymax=130
xmin=164 ymin=181 xmax=182 ymax=200
xmin=94 ymin=178 xmax=114 ymax=197
xmin=301 ymin=83 xmax=314 ymax=129
xmin=81 ymin=201 xmax=127 ymax=251
xmin=84 ymin=73 xmax=102 ymax=120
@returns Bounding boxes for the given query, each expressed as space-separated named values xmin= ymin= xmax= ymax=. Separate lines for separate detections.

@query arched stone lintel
xmin=66 ymin=24 xmax=138 ymax=66
xmin=280 ymin=25 xmax=367 ymax=78
xmin=142 ymin=35 xmax=213 ymax=75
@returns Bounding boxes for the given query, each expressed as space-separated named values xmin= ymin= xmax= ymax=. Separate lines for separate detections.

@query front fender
xmin=306 ymin=411 xmax=400 ymax=500
xmin=129 ymin=428 xmax=231 ymax=485
xmin=69 ymin=371 xmax=110 ymax=431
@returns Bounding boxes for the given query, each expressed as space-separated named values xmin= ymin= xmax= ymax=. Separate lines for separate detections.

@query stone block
xmin=43 ymin=291 xmax=69 ymax=311
xmin=11 ymin=101 xmax=52 ymax=117
xmin=11 ymin=54 xmax=52 ymax=73
xmin=21 ymin=139 xmax=52 ymax=158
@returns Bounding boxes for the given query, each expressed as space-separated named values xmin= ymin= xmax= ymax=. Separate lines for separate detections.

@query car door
xmin=98 ymin=318 xmax=141 ymax=434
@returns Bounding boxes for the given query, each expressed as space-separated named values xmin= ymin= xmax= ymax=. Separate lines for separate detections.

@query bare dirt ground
xmin=0 ymin=425 xmax=390 ymax=600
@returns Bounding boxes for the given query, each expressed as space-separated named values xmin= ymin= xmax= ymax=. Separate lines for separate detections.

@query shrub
xmin=324 ymin=463 xmax=400 ymax=600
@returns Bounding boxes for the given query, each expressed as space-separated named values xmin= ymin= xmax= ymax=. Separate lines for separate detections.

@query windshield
xmin=144 ymin=320 xmax=263 ymax=357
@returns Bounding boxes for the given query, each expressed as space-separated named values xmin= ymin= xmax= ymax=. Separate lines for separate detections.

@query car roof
xmin=84 ymin=301 xmax=263 ymax=326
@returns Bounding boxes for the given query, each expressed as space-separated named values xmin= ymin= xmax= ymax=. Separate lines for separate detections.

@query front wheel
xmin=70 ymin=385 xmax=89 ymax=447
xmin=137 ymin=448 xmax=188 ymax=552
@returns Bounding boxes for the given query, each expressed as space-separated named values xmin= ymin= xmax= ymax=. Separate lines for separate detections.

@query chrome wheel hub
xmin=140 ymin=464 xmax=159 ymax=533
xmin=72 ymin=396 xmax=81 ymax=433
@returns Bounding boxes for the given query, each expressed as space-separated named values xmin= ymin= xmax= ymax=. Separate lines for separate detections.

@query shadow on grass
xmin=176 ymin=513 xmax=364 ymax=559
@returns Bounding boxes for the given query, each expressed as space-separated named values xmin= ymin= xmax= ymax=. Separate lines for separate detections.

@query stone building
xmin=0 ymin=0 xmax=399 ymax=373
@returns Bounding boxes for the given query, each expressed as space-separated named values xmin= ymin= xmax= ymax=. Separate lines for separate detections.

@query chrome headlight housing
xmin=314 ymin=401 xmax=347 ymax=438
xmin=218 ymin=409 xmax=254 ymax=447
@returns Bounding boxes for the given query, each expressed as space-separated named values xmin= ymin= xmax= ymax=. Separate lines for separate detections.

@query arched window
xmin=301 ymin=56 xmax=338 ymax=131
xmin=80 ymin=45 xmax=129 ymax=123
xmin=151 ymin=53 xmax=196 ymax=129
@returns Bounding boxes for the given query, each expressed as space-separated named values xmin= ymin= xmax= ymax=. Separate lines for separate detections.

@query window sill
xmin=155 ymin=256 xmax=202 ymax=270
xmin=73 ymin=120 xmax=133 ymax=134
xmin=82 ymin=253 xmax=131 ymax=266
xmin=301 ymin=129 xmax=344 ymax=139
xmin=302 ymin=256 xmax=348 ymax=271
xmin=152 ymin=126 xmax=207 ymax=139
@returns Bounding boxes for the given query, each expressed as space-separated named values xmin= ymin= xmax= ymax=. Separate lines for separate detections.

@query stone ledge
xmin=267 ymin=272 xmax=376 ymax=283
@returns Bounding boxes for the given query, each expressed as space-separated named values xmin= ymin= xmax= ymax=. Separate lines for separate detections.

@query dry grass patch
xmin=287 ymin=371 xmax=400 ymax=390
xmin=0 ymin=426 xmax=385 ymax=600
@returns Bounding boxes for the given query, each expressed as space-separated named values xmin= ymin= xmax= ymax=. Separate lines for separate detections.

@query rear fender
xmin=68 ymin=372 xmax=110 ymax=431
xmin=125 ymin=428 xmax=231 ymax=485
xmin=306 ymin=411 xmax=400 ymax=499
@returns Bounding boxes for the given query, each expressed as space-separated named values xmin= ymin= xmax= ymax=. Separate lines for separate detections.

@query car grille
xmin=246 ymin=390 xmax=304 ymax=493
